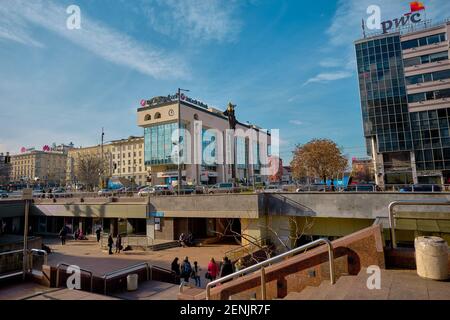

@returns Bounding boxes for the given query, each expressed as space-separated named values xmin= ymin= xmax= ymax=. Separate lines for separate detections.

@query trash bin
xmin=127 ymin=274 xmax=139 ymax=291
xmin=415 ymin=236 xmax=449 ymax=281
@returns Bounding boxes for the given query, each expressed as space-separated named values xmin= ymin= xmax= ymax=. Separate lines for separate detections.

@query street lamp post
xmin=177 ymin=88 xmax=189 ymax=194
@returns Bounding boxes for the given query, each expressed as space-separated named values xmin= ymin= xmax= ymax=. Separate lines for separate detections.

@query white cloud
xmin=319 ymin=58 xmax=344 ymax=68
xmin=143 ymin=0 xmax=242 ymax=43
xmin=0 ymin=0 xmax=187 ymax=79
xmin=289 ymin=120 xmax=303 ymax=126
xmin=304 ymin=71 xmax=353 ymax=85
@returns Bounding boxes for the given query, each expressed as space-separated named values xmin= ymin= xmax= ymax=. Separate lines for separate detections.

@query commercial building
xmin=66 ymin=136 xmax=149 ymax=188
xmin=0 ymin=152 xmax=11 ymax=185
xmin=10 ymin=150 xmax=67 ymax=186
xmin=109 ymin=136 xmax=150 ymax=187
xmin=356 ymin=16 xmax=450 ymax=187
xmin=351 ymin=157 xmax=375 ymax=183
xmin=137 ymin=94 xmax=272 ymax=186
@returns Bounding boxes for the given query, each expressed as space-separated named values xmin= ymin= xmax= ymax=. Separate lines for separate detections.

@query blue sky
xmin=1 ymin=0 xmax=450 ymax=163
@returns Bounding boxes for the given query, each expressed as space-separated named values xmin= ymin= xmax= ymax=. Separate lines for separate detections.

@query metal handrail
xmin=389 ymin=199 xmax=450 ymax=249
xmin=28 ymin=249 xmax=48 ymax=272
xmin=56 ymin=262 xmax=94 ymax=292
xmin=0 ymin=249 xmax=23 ymax=256
xmin=205 ymin=238 xmax=335 ymax=300
xmin=102 ymin=262 xmax=150 ymax=295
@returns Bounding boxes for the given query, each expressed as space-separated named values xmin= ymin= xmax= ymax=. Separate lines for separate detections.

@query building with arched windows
xmin=137 ymin=94 xmax=273 ymax=186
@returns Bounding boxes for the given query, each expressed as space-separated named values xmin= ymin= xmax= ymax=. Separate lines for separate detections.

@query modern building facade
xmin=356 ymin=19 xmax=450 ymax=187
xmin=137 ymin=95 xmax=272 ymax=186
xmin=10 ymin=150 xmax=67 ymax=186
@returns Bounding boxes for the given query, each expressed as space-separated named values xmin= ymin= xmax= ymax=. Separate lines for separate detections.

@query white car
xmin=138 ymin=186 xmax=155 ymax=197
xmin=262 ymin=185 xmax=283 ymax=193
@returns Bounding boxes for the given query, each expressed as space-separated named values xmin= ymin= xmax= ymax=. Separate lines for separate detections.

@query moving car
xmin=399 ymin=184 xmax=442 ymax=192
xmin=0 ymin=190 xmax=8 ymax=198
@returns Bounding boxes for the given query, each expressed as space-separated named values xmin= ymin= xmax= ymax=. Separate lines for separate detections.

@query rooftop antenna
xmin=361 ymin=19 xmax=366 ymax=38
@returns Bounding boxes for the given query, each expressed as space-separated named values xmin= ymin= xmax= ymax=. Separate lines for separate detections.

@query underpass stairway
xmin=283 ymin=268 xmax=450 ymax=300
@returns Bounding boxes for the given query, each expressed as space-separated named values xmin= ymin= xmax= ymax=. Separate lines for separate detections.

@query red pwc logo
xmin=410 ymin=1 xmax=425 ymax=13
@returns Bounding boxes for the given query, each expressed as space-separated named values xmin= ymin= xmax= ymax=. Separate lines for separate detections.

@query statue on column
xmin=223 ymin=102 xmax=237 ymax=182
xmin=223 ymin=102 xmax=237 ymax=130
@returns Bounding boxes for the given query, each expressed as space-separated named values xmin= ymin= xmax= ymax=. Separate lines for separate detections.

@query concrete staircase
xmin=283 ymin=268 xmax=450 ymax=300
xmin=149 ymin=240 xmax=180 ymax=251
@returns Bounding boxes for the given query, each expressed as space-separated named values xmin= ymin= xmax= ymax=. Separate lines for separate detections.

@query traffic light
xmin=146 ymin=176 xmax=152 ymax=183
xmin=3 ymin=156 xmax=10 ymax=164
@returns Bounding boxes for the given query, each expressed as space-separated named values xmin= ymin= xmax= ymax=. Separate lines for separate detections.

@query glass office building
xmin=355 ymin=20 xmax=450 ymax=186
xmin=144 ymin=122 xmax=186 ymax=166
xmin=138 ymin=95 xmax=271 ymax=185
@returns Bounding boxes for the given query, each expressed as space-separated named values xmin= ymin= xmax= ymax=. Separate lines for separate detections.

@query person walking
xmin=206 ymin=257 xmax=219 ymax=282
xmin=95 ymin=227 xmax=102 ymax=242
xmin=180 ymin=256 xmax=192 ymax=285
xmin=107 ymin=234 xmax=114 ymax=255
xmin=171 ymin=257 xmax=181 ymax=283
xmin=115 ymin=234 xmax=122 ymax=254
xmin=59 ymin=226 xmax=67 ymax=245
xmin=219 ymin=256 xmax=234 ymax=281
xmin=192 ymin=261 xmax=201 ymax=287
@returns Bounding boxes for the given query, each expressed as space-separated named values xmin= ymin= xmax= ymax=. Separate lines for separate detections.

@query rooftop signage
xmin=364 ymin=2 xmax=426 ymax=35
xmin=140 ymin=93 xmax=209 ymax=109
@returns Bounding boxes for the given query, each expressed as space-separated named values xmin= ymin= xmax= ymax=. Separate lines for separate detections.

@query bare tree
xmin=74 ymin=153 xmax=107 ymax=191
xmin=291 ymin=139 xmax=348 ymax=184
xmin=211 ymin=216 xmax=314 ymax=266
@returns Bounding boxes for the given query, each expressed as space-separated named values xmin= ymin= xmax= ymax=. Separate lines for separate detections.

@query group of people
xmin=107 ymin=233 xmax=123 ymax=255
xmin=171 ymin=256 xmax=241 ymax=288
xmin=178 ymin=232 xmax=194 ymax=247
xmin=58 ymin=226 xmax=87 ymax=244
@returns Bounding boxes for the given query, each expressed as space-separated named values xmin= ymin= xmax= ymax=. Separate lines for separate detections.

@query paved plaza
xmin=44 ymin=238 xmax=240 ymax=277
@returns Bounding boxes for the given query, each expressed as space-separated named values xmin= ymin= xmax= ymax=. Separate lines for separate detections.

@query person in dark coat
xmin=115 ymin=234 xmax=122 ymax=253
xmin=219 ymin=256 xmax=234 ymax=280
xmin=59 ymin=226 xmax=67 ymax=245
xmin=107 ymin=234 xmax=114 ymax=255
xmin=171 ymin=257 xmax=180 ymax=280
xmin=95 ymin=227 xmax=102 ymax=242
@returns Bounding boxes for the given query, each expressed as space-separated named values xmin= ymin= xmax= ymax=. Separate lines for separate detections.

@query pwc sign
xmin=366 ymin=2 xmax=426 ymax=34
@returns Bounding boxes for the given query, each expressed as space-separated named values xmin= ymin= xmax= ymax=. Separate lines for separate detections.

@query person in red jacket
xmin=207 ymin=257 xmax=219 ymax=281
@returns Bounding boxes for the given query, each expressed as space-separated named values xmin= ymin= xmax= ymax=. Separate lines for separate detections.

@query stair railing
xmin=389 ymin=199 xmax=450 ymax=249
xmin=55 ymin=262 xmax=94 ymax=292
xmin=206 ymin=238 xmax=335 ymax=300
xmin=102 ymin=262 xmax=150 ymax=295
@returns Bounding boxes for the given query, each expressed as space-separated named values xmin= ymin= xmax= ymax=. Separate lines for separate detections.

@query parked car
xmin=399 ymin=184 xmax=442 ymax=192
xmin=207 ymin=183 xmax=236 ymax=194
xmin=32 ymin=188 xmax=45 ymax=198
xmin=0 ymin=190 xmax=8 ymax=198
xmin=138 ymin=185 xmax=173 ymax=197
xmin=262 ymin=185 xmax=283 ymax=193
xmin=343 ymin=184 xmax=378 ymax=192
xmin=296 ymin=183 xmax=327 ymax=192
xmin=173 ymin=185 xmax=197 ymax=195
xmin=98 ymin=189 xmax=114 ymax=197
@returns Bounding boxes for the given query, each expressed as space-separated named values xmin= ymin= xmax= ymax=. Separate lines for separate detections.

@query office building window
xmin=144 ymin=122 xmax=186 ymax=165
xmin=401 ymin=33 xmax=446 ymax=50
